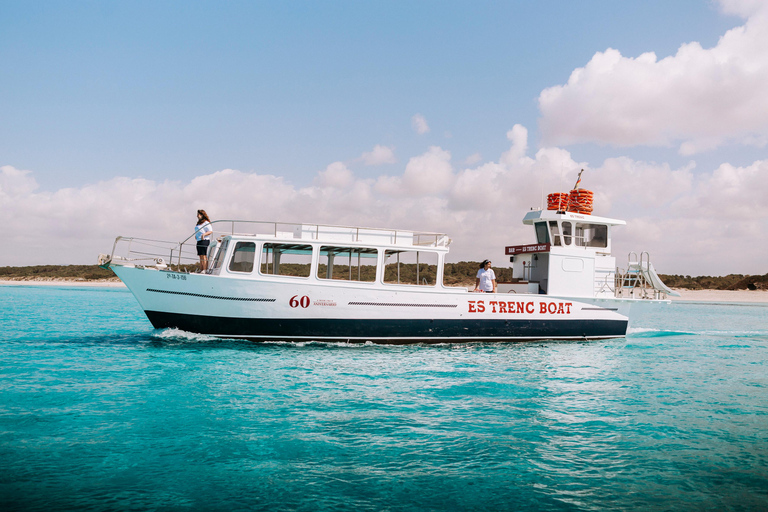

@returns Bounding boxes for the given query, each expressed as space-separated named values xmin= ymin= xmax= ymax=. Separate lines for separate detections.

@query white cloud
xmin=464 ymin=153 xmax=482 ymax=166
xmin=500 ymin=124 xmax=534 ymax=169
xmin=372 ymin=174 xmax=402 ymax=196
xmin=4 ymin=124 xmax=768 ymax=275
xmin=718 ymin=0 xmax=766 ymax=18
xmin=538 ymin=1 xmax=768 ymax=154
xmin=402 ymin=146 xmax=453 ymax=195
xmin=596 ymin=157 xmax=695 ymax=209
xmin=0 ymin=165 xmax=37 ymax=197
xmin=315 ymin=161 xmax=354 ymax=188
xmin=360 ymin=145 xmax=396 ymax=166
xmin=689 ymin=159 xmax=767 ymax=217
xmin=411 ymin=113 xmax=430 ymax=134
xmin=586 ymin=157 xmax=768 ymax=275
xmin=449 ymin=162 xmax=505 ymax=211
xmin=374 ymin=146 xmax=453 ymax=196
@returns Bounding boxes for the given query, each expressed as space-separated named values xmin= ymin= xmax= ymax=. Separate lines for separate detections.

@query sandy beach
xmin=0 ymin=279 xmax=126 ymax=288
xmin=669 ymin=289 xmax=768 ymax=303
xmin=2 ymin=279 xmax=767 ymax=303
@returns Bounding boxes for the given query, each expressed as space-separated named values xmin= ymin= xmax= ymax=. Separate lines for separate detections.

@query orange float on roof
xmin=568 ymin=189 xmax=594 ymax=215
xmin=547 ymin=192 xmax=569 ymax=211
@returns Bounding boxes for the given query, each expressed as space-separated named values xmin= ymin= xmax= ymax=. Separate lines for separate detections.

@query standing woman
xmin=474 ymin=259 xmax=497 ymax=293
xmin=195 ymin=209 xmax=213 ymax=271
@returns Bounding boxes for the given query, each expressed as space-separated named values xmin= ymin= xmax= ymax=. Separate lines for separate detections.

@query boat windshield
xmin=535 ymin=222 xmax=550 ymax=244
xmin=548 ymin=221 xmax=562 ymax=246
xmin=211 ymin=239 xmax=229 ymax=271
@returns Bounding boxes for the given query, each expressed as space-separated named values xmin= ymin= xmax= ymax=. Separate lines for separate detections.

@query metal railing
xmin=104 ymin=236 xmax=199 ymax=269
xmin=614 ymin=251 xmax=665 ymax=299
xmin=104 ymin=219 xmax=450 ymax=269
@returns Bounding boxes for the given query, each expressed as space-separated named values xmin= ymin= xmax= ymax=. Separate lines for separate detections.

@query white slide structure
xmin=628 ymin=261 xmax=681 ymax=297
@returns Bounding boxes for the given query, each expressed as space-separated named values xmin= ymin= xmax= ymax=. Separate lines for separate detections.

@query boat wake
xmin=627 ymin=327 xmax=695 ymax=338
xmin=627 ymin=326 xmax=768 ymax=340
xmin=152 ymin=328 xmax=220 ymax=343
xmin=150 ymin=329 xmax=385 ymax=348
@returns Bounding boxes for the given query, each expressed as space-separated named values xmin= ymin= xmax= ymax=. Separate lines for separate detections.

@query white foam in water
xmin=627 ymin=327 xmax=661 ymax=335
xmin=262 ymin=339 xmax=384 ymax=348
xmin=152 ymin=328 xmax=219 ymax=342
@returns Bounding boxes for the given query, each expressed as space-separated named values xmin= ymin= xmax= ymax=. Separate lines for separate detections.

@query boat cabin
xmin=104 ymin=206 xmax=673 ymax=300
xmin=203 ymin=222 xmax=456 ymax=291
xmin=502 ymin=209 xmax=625 ymax=298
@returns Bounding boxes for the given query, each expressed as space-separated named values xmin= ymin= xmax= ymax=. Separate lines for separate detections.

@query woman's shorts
xmin=196 ymin=239 xmax=210 ymax=256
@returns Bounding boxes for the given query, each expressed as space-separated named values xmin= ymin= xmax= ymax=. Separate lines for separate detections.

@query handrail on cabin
xmin=109 ymin=220 xmax=451 ymax=268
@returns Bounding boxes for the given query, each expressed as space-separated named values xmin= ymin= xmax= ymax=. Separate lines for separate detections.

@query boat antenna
xmin=573 ymin=169 xmax=584 ymax=190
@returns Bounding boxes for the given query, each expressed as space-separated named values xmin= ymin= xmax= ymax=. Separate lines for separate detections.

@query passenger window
xmin=229 ymin=242 xmax=256 ymax=273
xmin=383 ymin=250 xmax=438 ymax=286
xmin=548 ymin=221 xmax=562 ymax=246
xmin=317 ymin=246 xmax=377 ymax=282
xmin=562 ymin=222 xmax=572 ymax=245
xmin=260 ymin=243 xmax=312 ymax=278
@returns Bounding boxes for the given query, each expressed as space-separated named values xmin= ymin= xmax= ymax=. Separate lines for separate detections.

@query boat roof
xmin=522 ymin=209 xmax=626 ymax=226
xmin=211 ymin=220 xmax=451 ymax=249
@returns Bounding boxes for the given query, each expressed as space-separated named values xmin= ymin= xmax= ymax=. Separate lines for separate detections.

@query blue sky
xmin=2 ymin=1 xmax=768 ymax=275
xmin=1 ymin=0 xmax=739 ymax=187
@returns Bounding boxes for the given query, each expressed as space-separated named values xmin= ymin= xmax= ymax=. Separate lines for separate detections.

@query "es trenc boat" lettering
xmin=467 ymin=300 xmax=572 ymax=314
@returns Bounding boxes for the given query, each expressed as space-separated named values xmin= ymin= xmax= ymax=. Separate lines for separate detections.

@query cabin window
xmin=548 ymin=221 xmax=562 ymax=246
xmin=317 ymin=246 xmax=378 ymax=282
xmin=535 ymin=222 xmax=550 ymax=244
xmin=574 ymin=223 xmax=608 ymax=248
xmin=383 ymin=250 xmax=438 ymax=286
xmin=211 ymin=239 xmax=229 ymax=271
xmin=228 ymin=242 xmax=256 ymax=273
xmin=562 ymin=222 xmax=572 ymax=245
xmin=260 ymin=243 xmax=312 ymax=278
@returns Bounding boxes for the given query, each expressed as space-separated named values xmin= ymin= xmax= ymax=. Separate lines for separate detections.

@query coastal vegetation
xmin=1 ymin=265 xmax=766 ymax=290
xmin=0 ymin=265 xmax=117 ymax=281
xmin=657 ymin=274 xmax=768 ymax=291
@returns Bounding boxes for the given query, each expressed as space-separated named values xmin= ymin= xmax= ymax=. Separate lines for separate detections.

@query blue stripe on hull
xmin=144 ymin=311 xmax=628 ymax=344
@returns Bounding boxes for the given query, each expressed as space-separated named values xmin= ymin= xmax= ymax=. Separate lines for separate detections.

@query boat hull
xmin=112 ymin=265 xmax=630 ymax=344
xmin=144 ymin=311 xmax=628 ymax=343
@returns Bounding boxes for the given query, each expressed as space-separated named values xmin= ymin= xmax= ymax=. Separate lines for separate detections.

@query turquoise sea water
xmin=1 ymin=285 xmax=767 ymax=511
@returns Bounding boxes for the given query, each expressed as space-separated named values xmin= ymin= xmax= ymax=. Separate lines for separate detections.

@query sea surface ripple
xmin=1 ymin=285 xmax=767 ymax=511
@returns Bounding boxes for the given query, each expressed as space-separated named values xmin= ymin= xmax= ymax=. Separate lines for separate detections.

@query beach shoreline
xmin=2 ymin=279 xmax=768 ymax=302
xmin=669 ymin=289 xmax=768 ymax=303
xmin=0 ymin=279 xmax=126 ymax=288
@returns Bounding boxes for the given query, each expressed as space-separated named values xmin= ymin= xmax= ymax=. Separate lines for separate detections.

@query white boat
xmin=99 ymin=191 xmax=676 ymax=344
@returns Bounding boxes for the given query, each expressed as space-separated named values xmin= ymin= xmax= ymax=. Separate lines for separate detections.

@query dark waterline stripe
xmin=144 ymin=311 xmax=628 ymax=344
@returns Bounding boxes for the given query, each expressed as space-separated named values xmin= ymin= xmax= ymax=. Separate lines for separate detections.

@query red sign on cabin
xmin=505 ymin=243 xmax=551 ymax=255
